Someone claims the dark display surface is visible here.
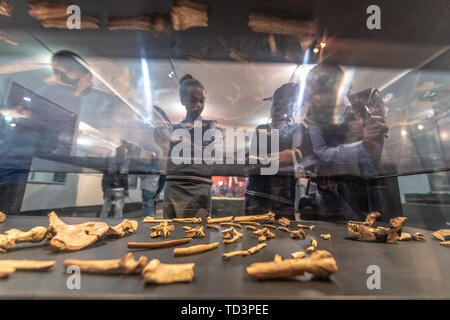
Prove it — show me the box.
[0,215,448,299]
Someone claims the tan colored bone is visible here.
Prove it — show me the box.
[320,234,331,241]
[64,253,147,274]
[206,224,220,230]
[107,14,172,34]
[298,224,315,230]
[0,265,15,278]
[107,219,138,237]
[240,221,261,227]
[278,217,291,227]
[206,216,233,223]
[245,225,257,231]
[246,250,338,280]
[143,217,172,223]
[141,259,195,284]
[173,217,202,223]
[47,212,136,251]
[306,238,318,255]
[222,243,266,260]
[0,226,48,253]
[128,238,191,250]
[278,226,290,232]
[291,251,305,259]
[234,211,275,223]
[0,211,5,223]
[173,242,219,256]
[223,227,243,244]
[0,1,13,16]
[253,228,276,242]
[365,212,381,227]
[399,232,425,241]
[262,224,277,230]
[170,0,208,31]
[290,229,306,240]
[220,222,242,228]
[184,226,205,238]
[348,214,408,244]
[151,221,174,238]
[432,229,450,241]
[273,254,283,262]
[0,260,55,271]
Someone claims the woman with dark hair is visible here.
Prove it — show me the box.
[163,74,220,219]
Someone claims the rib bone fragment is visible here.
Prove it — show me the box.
[170,0,208,31]
[141,259,195,284]
[128,238,191,249]
[222,243,267,260]
[0,211,5,223]
[173,217,202,223]
[64,253,147,274]
[253,228,276,242]
[173,242,219,256]
[234,211,275,223]
[247,250,337,280]
[143,217,172,223]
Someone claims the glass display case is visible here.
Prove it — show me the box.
[0,0,449,301]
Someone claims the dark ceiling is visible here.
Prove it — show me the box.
[0,0,449,68]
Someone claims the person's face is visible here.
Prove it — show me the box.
[310,80,347,125]
[271,96,297,123]
[181,86,205,119]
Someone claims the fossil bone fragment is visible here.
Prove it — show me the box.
[0,226,48,253]
[223,227,243,244]
[0,260,55,278]
[206,216,233,223]
[432,229,450,241]
[278,226,290,232]
[262,224,277,230]
[183,226,205,238]
[170,0,208,31]
[399,232,425,241]
[365,212,381,227]
[0,211,5,223]
[297,224,315,230]
[141,259,195,284]
[206,224,220,230]
[151,221,174,238]
[143,217,172,223]
[289,229,306,240]
[173,217,202,223]
[0,1,12,16]
[47,212,136,251]
[320,234,331,241]
[306,238,318,255]
[64,253,147,274]
[234,211,275,223]
[128,238,191,250]
[246,250,338,280]
[348,213,408,244]
[273,254,282,262]
[107,220,138,237]
[222,243,267,260]
[441,241,450,247]
[291,251,305,259]
[245,225,257,231]
[173,242,219,256]
[240,221,261,227]
[253,228,276,242]
[278,217,291,227]
[220,222,242,228]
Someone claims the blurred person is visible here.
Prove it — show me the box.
[140,150,160,217]
[100,145,129,218]
[299,64,389,221]
[245,82,304,219]
[163,74,222,219]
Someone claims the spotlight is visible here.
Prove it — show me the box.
[313,48,319,54]
[401,129,407,136]
[320,42,327,48]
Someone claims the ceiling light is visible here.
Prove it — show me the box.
[23,97,31,102]
[401,129,407,136]
[9,123,16,128]
[417,124,424,130]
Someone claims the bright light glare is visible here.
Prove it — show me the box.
[418,124,424,130]
[401,129,407,136]
[141,57,153,117]
[4,115,12,121]
[23,97,31,102]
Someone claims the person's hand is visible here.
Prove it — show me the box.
[124,190,129,197]
[362,116,388,154]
